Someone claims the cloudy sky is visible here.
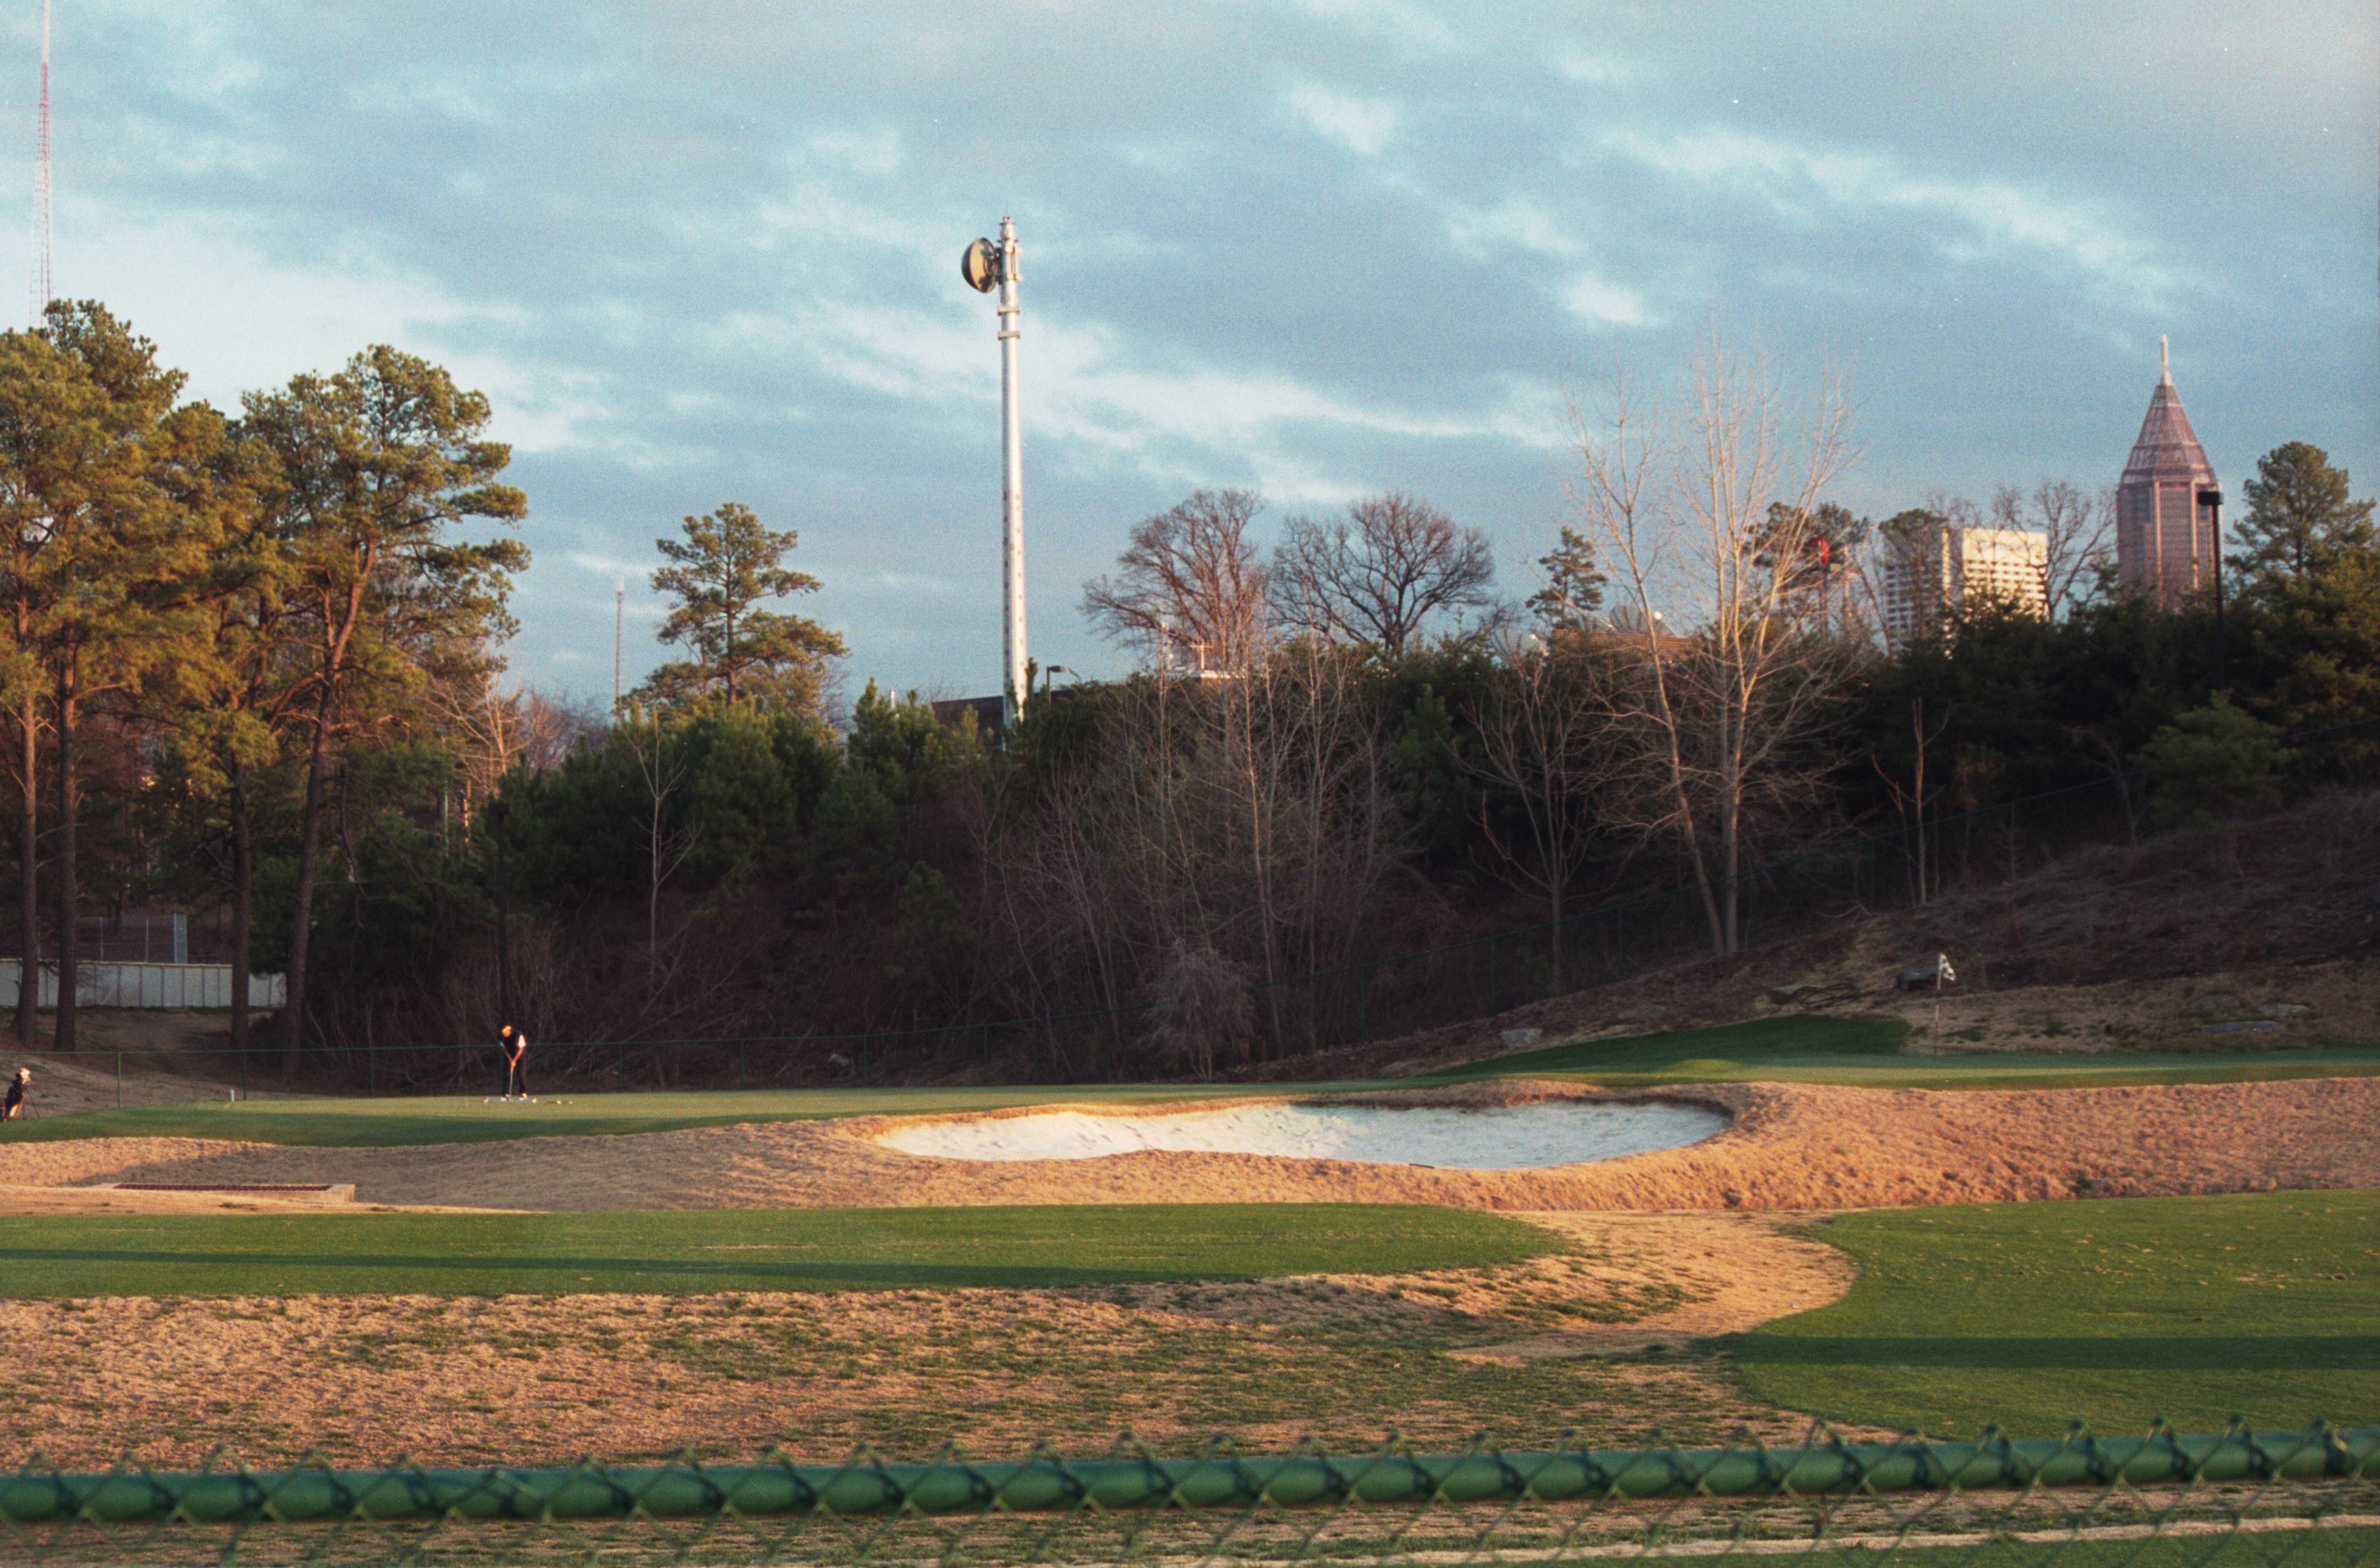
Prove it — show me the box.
[20,1,2379,707]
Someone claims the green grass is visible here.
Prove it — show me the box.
[1430,1015,1913,1079]
[0,1202,1564,1299]
[1733,1191,2380,1436]
[1430,1015,2380,1091]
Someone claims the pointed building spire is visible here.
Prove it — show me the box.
[2116,341,2216,606]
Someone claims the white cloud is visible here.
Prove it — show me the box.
[1602,127,2189,310]
[1549,47,1645,87]
[1283,82,1400,157]
[1445,197,1581,260]
[1560,272,1657,328]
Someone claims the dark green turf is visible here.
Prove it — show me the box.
[1428,1015,2380,1089]
[1427,1015,1913,1079]
[1733,1191,2380,1436]
[0,1202,1564,1299]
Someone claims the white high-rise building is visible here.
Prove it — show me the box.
[1881,522,2049,640]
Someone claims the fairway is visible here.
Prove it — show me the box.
[0,1082,1276,1149]
[0,1201,1565,1299]
[1734,1191,2380,1435]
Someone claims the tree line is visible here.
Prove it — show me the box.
[6,311,2372,1079]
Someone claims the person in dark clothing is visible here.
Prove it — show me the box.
[499,1026,529,1101]
[2,1066,27,1120]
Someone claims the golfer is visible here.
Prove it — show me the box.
[499,1025,530,1101]
[2,1066,26,1120]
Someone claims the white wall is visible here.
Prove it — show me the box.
[0,962,284,1010]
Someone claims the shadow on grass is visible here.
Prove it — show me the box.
[1733,1334,2380,1373]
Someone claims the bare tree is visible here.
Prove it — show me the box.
[1082,489,1272,673]
[1270,491,1499,658]
[1464,630,1620,986]
[983,644,1405,1067]
[1991,479,2111,615]
[1566,332,1860,955]
[1141,938,1253,1081]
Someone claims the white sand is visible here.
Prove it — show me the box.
[871,1099,1730,1170]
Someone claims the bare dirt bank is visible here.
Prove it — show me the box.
[2,1077,2373,1215]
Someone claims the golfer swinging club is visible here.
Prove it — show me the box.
[499,1024,529,1101]
[2,1066,25,1120]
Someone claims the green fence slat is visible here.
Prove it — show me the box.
[7,1428,2372,1527]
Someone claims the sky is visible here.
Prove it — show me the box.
[16,1,2379,709]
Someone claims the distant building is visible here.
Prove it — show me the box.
[2115,338,2220,607]
[1879,521,2049,639]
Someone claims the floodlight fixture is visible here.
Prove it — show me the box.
[961,236,1001,293]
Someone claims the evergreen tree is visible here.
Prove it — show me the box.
[1527,525,1608,631]
[2233,441,2376,580]
[638,502,845,711]
[243,345,529,1058]
[0,302,219,1051]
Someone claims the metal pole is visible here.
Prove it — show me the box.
[490,801,513,1037]
[998,215,1026,735]
[2200,486,2226,690]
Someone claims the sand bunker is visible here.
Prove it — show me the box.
[2,1077,2376,1215]
[876,1099,1728,1170]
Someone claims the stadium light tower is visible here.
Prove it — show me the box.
[962,217,1025,733]
[29,0,52,325]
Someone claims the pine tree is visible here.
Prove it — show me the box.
[243,346,528,1060]
[0,302,218,1051]
[1527,525,1607,632]
[637,502,845,712]
[2233,441,2376,579]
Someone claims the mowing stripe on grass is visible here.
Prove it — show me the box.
[0,1202,1565,1299]
[1733,1189,2380,1438]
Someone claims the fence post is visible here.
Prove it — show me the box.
[981,1022,990,1086]
[369,1040,376,1097]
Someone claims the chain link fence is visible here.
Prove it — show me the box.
[5,1423,2374,1565]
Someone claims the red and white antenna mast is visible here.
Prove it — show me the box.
[29,0,51,326]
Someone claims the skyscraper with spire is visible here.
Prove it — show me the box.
[2114,337,2219,606]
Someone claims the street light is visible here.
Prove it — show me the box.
[2198,484,2226,690]
[1043,664,1063,702]
[488,799,513,1031]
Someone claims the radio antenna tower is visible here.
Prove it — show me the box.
[29,0,51,326]
[613,577,625,714]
